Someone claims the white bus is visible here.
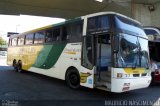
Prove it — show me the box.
[7,12,151,93]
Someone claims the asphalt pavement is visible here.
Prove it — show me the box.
[0,56,160,106]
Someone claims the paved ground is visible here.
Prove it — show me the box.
[0,56,160,106]
[0,56,14,71]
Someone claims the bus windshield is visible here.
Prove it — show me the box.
[116,33,149,68]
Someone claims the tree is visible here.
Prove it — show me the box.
[0,37,7,46]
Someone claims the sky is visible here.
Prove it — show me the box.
[0,15,65,42]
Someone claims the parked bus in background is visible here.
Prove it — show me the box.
[144,27,160,41]
[144,26,160,84]
[7,12,151,93]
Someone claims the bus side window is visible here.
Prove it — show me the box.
[9,39,12,46]
[62,26,68,41]
[12,38,17,46]
[18,36,25,45]
[45,29,53,43]
[34,31,45,44]
[25,34,34,45]
[69,22,83,42]
[53,28,60,41]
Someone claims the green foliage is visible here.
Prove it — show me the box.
[0,37,7,46]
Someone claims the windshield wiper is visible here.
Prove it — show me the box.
[134,51,149,69]
[119,56,126,67]
[132,41,140,69]
[142,52,150,69]
[132,53,138,69]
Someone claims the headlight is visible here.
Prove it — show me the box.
[117,73,123,78]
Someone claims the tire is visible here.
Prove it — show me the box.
[16,60,23,73]
[66,68,80,89]
[12,59,17,70]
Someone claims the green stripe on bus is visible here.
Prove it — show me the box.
[32,43,66,69]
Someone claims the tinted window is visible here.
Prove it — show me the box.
[67,21,83,42]
[72,23,82,36]
[9,39,12,46]
[144,29,159,35]
[114,16,146,37]
[45,29,53,43]
[87,15,109,33]
[62,27,67,41]
[53,28,60,41]
[18,37,24,45]
[34,31,45,44]
[26,34,34,45]
[116,16,141,28]
[82,36,93,69]
[12,38,17,46]
[70,22,82,41]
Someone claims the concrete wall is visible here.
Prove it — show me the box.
[151,2,160,27]
[132,2,160,27]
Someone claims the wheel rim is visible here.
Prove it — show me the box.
[69,73,79,86]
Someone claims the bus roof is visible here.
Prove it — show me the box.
[10,11,141,39]
[81,11,141,25]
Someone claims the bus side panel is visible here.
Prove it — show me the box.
[55,43,82,80]
[28,43,81,80]
[32,44,66,69]
[80,66,94,88]
[7,45,43,70]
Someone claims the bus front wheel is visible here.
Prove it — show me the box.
[66,68,80,89]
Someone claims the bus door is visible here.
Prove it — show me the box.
[80,34,112,88]
[80,36,95,88]
[95,34,112,88]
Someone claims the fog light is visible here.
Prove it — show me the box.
[122,87,130,91]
